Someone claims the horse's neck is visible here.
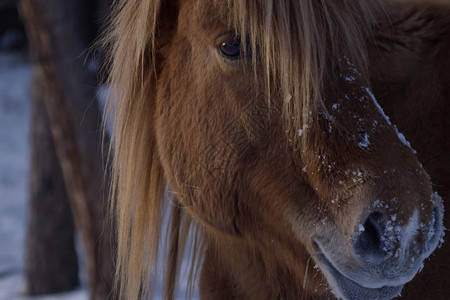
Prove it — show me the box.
[370,1,450,77]
[199,240,273,300]
[198,239,318,300]
[369,0,450,94]
[369,0,450,201]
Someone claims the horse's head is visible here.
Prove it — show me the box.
[108,0,444,299]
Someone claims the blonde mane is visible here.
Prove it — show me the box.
[104,0,383,299]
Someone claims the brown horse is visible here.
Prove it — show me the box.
[104,0,450,299]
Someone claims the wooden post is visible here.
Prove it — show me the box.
[26,69,79,295]
[20,0,115,299]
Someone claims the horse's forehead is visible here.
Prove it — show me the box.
[179,0,229,33]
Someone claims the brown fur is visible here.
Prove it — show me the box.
[104,0,450,299]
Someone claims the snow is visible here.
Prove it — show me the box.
[358,224,365,233]
[0,52,45,300]
[364,87,416,153]
[344,75,356,82]
[0,274,87,300]
[340,57,417,153]
[357,132,370,149]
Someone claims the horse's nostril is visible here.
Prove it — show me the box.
[354,212,387,263]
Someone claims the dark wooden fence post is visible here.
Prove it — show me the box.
[20,0,115,298]
[26,69,79,295]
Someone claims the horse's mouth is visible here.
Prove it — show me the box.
[313,243,403,300]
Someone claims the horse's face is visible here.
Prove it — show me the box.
[154,1,444,298]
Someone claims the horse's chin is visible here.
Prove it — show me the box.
[314,251,404,300]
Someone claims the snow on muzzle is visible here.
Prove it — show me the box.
[313,193,444,300]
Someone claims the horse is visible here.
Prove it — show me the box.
[104,0,450,299]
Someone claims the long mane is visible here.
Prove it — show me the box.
[104,0,382,299]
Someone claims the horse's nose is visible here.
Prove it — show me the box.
[353,211,390,264]
[353,207,442,265]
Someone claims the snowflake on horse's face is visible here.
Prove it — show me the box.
[106,0,450,299]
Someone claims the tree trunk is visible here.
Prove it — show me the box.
[20,0,115,299]
[25,69,79,295]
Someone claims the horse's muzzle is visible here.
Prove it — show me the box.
[313,193,444,300]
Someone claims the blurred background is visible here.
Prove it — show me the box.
[0,0,198,298]
[0,0,115,299]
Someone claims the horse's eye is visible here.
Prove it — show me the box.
[218,37,242,60]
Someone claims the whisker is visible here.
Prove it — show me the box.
[303,251,321,300]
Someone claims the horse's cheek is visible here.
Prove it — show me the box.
[153,76,240,236]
